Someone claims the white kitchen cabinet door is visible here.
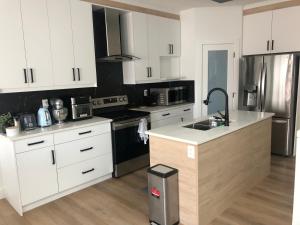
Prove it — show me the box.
[272,6,300,53]
[16,147,58,205]
[147,15,161,81]
[121,12,155,83]
[0,0,28,90]
[243,11,273,55]
[20,0,53,88]
[47,0,76,87]
[159,18,181,57]
[70,0,97,86]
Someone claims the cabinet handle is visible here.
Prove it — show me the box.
[72,68,76,81]
[82,168,95,174]
[51,150,56,165]
[146,67,150,78]
[79,130,92,135]
[150,67,152,77]
[267,40,270,51]
[162,113,170,116]
[80,147,94,152]
[30,68,34,83]
[27,140,45,146]
[171,44,174,54]
[77,68,81,81]
[23,69,28,83]
[169,44,172,54]
[271,40,274,50]
[184,109,191,112]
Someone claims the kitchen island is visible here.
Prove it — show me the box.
[147,111,274,225]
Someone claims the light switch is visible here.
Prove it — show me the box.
[187,145,195,159]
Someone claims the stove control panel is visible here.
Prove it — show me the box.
[92,95,128,109]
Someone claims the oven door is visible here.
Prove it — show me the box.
[111,117,150,177]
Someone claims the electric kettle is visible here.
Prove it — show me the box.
[37,99,52,127]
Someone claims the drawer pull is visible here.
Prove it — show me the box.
[78,130,92,135]
[51,150,56,165]
[27,140,45,146]
[184,109,191,112]
[82,168,95,174]
[80,147,94,152]
[162,113,170,117]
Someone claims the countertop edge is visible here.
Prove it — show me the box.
[0,117,112,142]
[146,113,274,145]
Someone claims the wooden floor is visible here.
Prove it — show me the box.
[0,156,295,225]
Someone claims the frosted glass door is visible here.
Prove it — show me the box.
[202,44,234,116]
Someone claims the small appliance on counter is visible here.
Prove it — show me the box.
[50,99,68,125]
[37,99,52,127]
[150,86,188,106]
[69,96,93,121]
[19,113,37,131]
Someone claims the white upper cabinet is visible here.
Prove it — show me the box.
[271,6,300,53]
[48,0,97,87]
[70,0,97,86]
[0,0,29,90]
[21,0,53,88]
[121,12,181,84]
[243,11,272,55]
[47,0,76,87]
[0,0,97,93]
[158,18,181,57]
[243,6,300,55]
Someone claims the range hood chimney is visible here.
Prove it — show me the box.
[93,8,139,62]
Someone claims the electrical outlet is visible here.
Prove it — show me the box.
[144,89,148,97]
[187,145,195,159]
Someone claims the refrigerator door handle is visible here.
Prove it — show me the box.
[261,63,267,111]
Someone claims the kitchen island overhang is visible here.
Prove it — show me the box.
[147,110,274,225]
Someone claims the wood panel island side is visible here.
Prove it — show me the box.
[147,111,274,225]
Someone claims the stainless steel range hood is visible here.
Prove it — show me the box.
[93,8,139,62]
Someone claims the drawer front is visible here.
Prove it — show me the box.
[151,109,179,122]
[58,154,113,192]
[15,134,54,154]
[56,133,112,168]
[54,123,111,144]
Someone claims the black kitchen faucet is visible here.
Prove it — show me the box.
[203,88,230,126]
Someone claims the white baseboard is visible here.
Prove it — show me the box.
[0,187,4,200]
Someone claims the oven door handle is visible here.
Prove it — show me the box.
[112,117,150,130]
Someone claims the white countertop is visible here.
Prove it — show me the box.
[146,111,274,145]
[131,103,194,113]
[0,117,112,141]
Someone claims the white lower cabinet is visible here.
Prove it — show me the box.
[150,104,194,129]
[0,121,112,215]
[58,154,113,192]
[16,146,58,205]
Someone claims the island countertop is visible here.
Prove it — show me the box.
[146,110,274,145]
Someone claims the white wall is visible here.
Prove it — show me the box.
[293,132,300,225]
[0,163,3,199]
[180,6,243,118]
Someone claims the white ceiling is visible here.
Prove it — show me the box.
[114,0,264,13]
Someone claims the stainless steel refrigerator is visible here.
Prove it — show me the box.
[239,54,299,156]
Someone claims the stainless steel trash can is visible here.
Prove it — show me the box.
[147,164,179,225]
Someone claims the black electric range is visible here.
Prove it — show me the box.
[92,96,150,178]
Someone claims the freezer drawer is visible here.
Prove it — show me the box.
[271,118,293,156]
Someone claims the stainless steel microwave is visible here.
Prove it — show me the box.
[150,87,188,106]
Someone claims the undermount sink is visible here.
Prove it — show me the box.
[184,119,226,131]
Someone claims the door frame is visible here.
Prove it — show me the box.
[194,41,240,118]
